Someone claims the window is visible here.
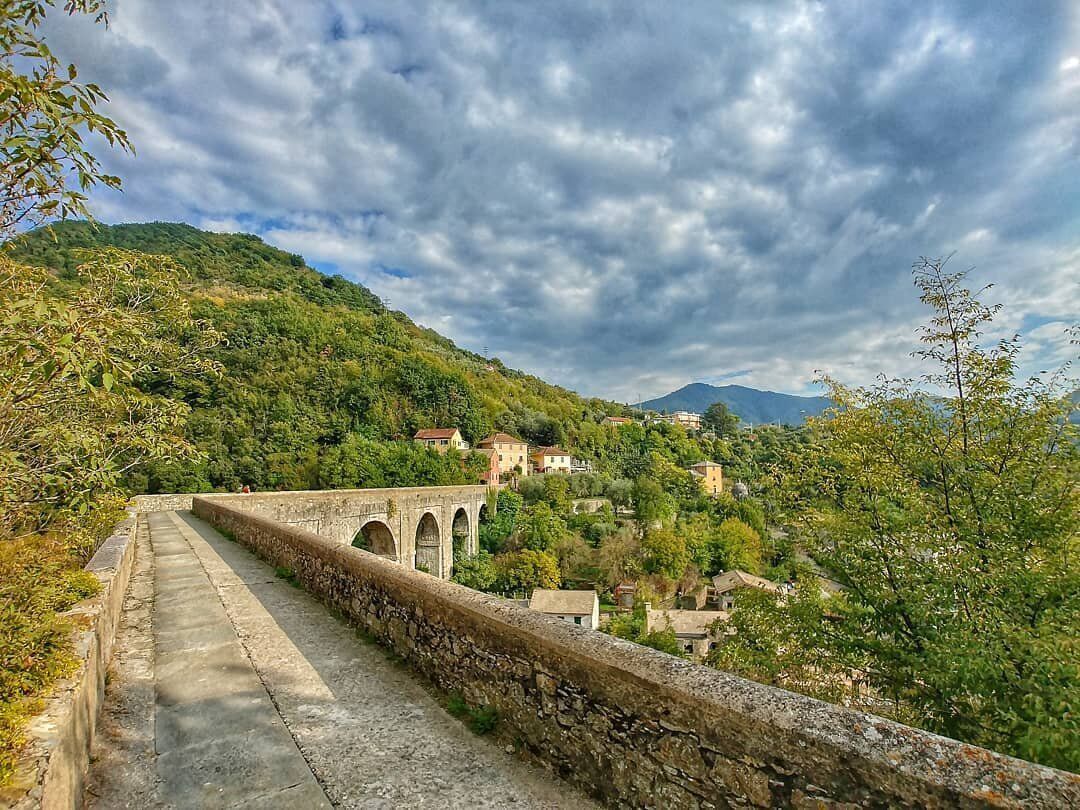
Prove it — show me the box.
[574,616,582,625]
[440,439,448,445]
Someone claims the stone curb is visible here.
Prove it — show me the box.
[1,512,139,810]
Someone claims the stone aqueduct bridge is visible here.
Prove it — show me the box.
[100,485,1078,809]
[143,486,491,580]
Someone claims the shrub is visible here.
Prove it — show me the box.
[0,533,103,784]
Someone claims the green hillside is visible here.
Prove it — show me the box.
[8,221,642,492]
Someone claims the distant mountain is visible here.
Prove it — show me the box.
[636,383,832,426]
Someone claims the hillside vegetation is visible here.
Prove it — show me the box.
[10,221,644,492]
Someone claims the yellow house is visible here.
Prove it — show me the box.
[476,432,529,478]
[413,428,468,454]
[530,446,572,474]
[688,460,723,496]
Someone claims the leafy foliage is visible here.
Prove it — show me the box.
[0,1,130,239]
[703,401,739,436]
[0,498,123,784]
[0,249,221,533]
[494,549,561,592]
[716,259,1080,770]
[605,604,687,658]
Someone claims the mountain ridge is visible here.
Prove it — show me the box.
[636,382,831,425]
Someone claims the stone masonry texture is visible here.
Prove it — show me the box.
[192,495,1080,810]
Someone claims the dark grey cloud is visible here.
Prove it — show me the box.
[44,0,1080,400]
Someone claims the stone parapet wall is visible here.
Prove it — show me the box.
[192,497,1080,809]
[131,493,194,513]
[136,487,492,578]
[2,513,139,810]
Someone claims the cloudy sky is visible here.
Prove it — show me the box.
[46,1,1080,401]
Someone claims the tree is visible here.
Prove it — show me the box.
[541,473,572,512]
[640,528,689,580]
[1,1,131,239]
[479,489,521,554]
[605,478,633,509]
[450,551,498,592]
[517,502,566,552]
[596,528,642,589]
[703,401,739,437]
[494,549,560,592]
[632,476,675,530]
[713,518,763,574]
[721,258,1079,770]
[0,250,221,533]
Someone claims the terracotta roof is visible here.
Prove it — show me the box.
[477,432,523,446]
[646,608,728,637]
[528,589,597,615]
[712,570,782,594]
[603,416,633,423]
[689,460,723,469]
[414,428,460,440]
[532,446,569,457]
[473,447,496,458]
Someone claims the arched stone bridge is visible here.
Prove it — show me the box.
[190,486,492,579]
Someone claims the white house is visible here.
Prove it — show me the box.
[528,589,600,630]
[530,446,572,474]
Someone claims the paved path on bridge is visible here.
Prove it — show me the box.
[84,511,593,809]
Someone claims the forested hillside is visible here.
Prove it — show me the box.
[8,221,659,492]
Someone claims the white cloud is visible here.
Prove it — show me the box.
[42,0,1080,401]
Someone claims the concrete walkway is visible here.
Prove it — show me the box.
[84,511,592,809]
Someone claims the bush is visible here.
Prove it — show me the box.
[450,552,498,591]
[0,533,104,784]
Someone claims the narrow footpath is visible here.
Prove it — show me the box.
[83,511,593,809]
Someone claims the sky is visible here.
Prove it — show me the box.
[45,1,1080,402]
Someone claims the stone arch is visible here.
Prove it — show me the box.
[352,520,397,560]
[451,507,470,569]
[414,512,441,576]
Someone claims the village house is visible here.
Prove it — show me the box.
[477,432,530,479]
[671,410,703,431]
[688,460,724,496]
[644,604,729,659]
[710,569,785,610]
[602,415,634,426]
[473,447,500,485]
[530,446,572,474]
[613,581,637,610]
[570,457,593,474]
[528,589,600,630]
[648,411,703,431]
[413,427,469,453]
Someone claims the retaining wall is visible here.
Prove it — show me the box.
[193,497,1080,809]
[1,513,139,810]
